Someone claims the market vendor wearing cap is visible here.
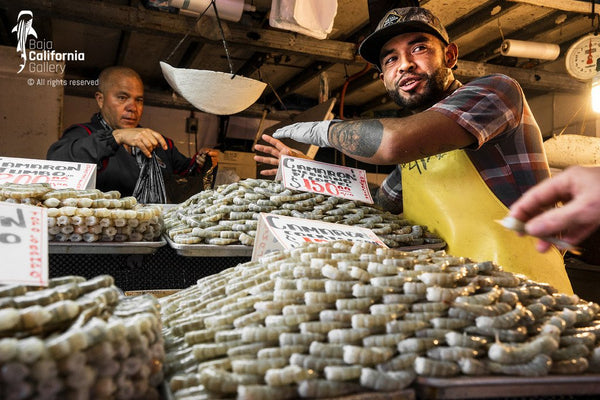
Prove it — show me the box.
[255,7,572,293]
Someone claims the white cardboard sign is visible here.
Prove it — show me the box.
[0,202,48,286]
[277,155,373,204]
[0,156,96,190]
[252,212,387,260]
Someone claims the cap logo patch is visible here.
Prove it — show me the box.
[382,14,400,28]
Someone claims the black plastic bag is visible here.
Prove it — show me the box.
[132,151,168,204]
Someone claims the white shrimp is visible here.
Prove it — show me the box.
[414,356,460,377]
[360,368,416,391]
[426,284,476,302]
[386,320,430,335]
[376,353,418,372]
[265,365,315,386]
[323,365,362,381]
[328,328,371,345]
[487,334,559,364]
[397,337,438,354]
[308,341,344,358]
[476,303,526,329]
[351,313,395,330]
[342,345,395,366]
[426,346,479,362]
[486,353,552,376]
[444,331,488,349]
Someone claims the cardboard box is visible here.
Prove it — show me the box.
[218,151,256,179]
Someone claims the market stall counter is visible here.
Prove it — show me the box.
[49,244,251,292]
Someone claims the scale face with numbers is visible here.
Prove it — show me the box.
[565,34,600,81]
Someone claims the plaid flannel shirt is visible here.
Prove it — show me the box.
[379,74,550,212]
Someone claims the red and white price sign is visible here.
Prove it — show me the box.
[277,155,373,204]
[0,156,96,190]
[0,202,48,286]
[252,212,386,261]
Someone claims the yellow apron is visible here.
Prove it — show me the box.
[401,149,572,294]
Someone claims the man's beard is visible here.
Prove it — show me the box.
[387,68,450,111]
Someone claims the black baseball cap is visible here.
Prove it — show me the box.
[359,7,450,69]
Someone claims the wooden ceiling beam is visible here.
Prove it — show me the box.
[455,59,586,92]
[5,0,359,63]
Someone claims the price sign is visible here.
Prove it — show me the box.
[277,155,373,204]
[252,212,386,260]
[0,156,96,190]
[0,202,48,286]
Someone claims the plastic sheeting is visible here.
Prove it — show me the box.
[269,0,338,40]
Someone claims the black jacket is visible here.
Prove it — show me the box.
[47,113,200,197]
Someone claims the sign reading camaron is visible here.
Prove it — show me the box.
[0,157,96,190]
[251,213,387,260]
[279,155,373,204]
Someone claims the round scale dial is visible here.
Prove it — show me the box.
[565,34,600,81]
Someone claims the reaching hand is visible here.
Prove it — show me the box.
[112,128,168,158]
[196,148,219,168]
[254,134,309,176]
[509,165,600,252]
[272,120,339,147]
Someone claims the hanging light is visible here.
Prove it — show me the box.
[592,58,600,113]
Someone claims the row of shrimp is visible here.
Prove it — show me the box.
[163,178,443,247]
[157,240,600,399]
[0,183,164,243]
[0,274,166,400]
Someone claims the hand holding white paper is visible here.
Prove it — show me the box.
[160,61,267,115]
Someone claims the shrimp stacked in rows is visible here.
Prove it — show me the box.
[160,241,600,400]
[164,178,443,248]
[0,183,163,242]
[0,275,164,400]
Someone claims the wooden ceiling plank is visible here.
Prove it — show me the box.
[465,9,571,62]
[507,0,596,14]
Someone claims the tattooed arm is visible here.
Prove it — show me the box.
[326,110,474,164]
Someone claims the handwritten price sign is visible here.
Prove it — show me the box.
[252,212,386,260]
[0,156,96,190]
[0,203,48,286]
[278,155,373,204]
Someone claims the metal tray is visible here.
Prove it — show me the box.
[49,238,166,255]
[164,235,444,258]
[165,235,253,257]
[415,374,600,399]
[392,241,446,252]
[161,382,414,400]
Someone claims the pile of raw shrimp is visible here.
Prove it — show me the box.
[159,240,600,400]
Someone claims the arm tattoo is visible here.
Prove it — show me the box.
[328,120,383,158]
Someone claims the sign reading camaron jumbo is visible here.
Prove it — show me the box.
[278,155,373,204]
[0,157,96,190]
